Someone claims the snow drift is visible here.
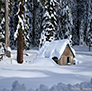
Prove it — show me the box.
[31,57,58,66]
[0,45,92,90]
[1,79,92,91]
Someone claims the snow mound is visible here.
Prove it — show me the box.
[31,57,58,66]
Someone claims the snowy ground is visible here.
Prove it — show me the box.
[0,46,92,91]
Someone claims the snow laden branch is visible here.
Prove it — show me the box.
[14,2,24,40]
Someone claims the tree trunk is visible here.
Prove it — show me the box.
[17,29,23,63]
[5,0,11,57]
[17,0,23,63]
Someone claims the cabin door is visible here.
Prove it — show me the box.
[67,57,69,63]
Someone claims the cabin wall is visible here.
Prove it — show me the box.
[59,46,74,65]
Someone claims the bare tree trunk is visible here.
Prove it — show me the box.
[5,0,11,57]
[17,28,23,63]
[17,0,23,63]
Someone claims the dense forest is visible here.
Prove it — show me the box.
[0,0,92,50]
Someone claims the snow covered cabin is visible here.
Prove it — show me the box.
[37,39,76,65]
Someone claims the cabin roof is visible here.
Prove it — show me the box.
[65,44,75,58]
[37,39,75,59]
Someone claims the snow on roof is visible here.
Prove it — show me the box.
[37,39,75,59]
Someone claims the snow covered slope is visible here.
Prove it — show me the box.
[0,46,92,91]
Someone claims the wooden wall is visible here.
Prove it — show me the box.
[59,46,74,65]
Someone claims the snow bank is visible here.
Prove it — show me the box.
[31,57,58,66]
[0,46,92,90]
[1,79,92,91]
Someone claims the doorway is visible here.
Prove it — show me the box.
[67,57,69,63]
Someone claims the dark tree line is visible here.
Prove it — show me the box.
[0,0,92,50]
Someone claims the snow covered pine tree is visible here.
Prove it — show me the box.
[40,0,58,47]
[59,0,72,39]
[23,0,30,50]
[9,0,18,49]
[0,0,5,44]
[87,0,92,51]
[15,0,24,63]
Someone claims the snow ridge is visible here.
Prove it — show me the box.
[1,79,92,91]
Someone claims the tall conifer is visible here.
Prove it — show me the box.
[40,0,58,47]
[17,0,23,63]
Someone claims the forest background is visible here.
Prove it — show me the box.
[0,0,92,50]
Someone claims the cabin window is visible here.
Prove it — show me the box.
[67,57,69,63]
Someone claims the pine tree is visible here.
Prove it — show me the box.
[23,0,30,50]
[17,0,24,63]
[59,0,72,39]
[28,0,36,47]
[80,0,88,45]
[76,0,88,45]
[10,1,30,50]
[87,0,92,51]
[9,1,18,49]
[40,0,58,47]
[49,0,58,40]
[34,1,43,47]
[82,0,88,43]
[88,20,92,51]
[67,0,77,45]
[79,20,84,45]
[0,0,5,44]
[39,30,46,48]
[27,0,33,48]
[56,0,64,40]
[0,0,5,54]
